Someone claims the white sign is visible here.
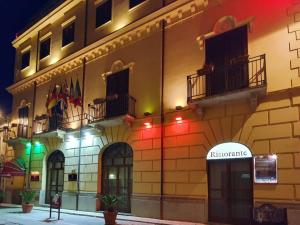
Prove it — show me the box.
[207,142,252,160]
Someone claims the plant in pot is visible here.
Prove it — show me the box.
[101,195,119,225]
[20,190,35,213]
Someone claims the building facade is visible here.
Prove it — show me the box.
[3,0,300,224]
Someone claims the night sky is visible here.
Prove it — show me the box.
[0,0,58,114]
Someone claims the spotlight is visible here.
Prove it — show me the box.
[175,116,183,124]
[144,122,152,128]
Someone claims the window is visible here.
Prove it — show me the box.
[39,37,51,60]
[129,0,146,9]
[62,22,75,47]
[96,0,112,28]
[21,50,30,69]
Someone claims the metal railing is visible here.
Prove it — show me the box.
[33,112,91,135]
[187,54,266,103]
[88,94,136,122]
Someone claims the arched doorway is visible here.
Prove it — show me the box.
[207,142,253,224]
[46,150,65,204]
[101,142,133,213]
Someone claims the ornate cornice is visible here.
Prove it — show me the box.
[7,0,208,95]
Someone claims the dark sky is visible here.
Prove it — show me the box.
[0,0,59,114]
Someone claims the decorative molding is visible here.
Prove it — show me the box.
[197,16,255,50]
[8,0,209,95]
[101,60,134,83]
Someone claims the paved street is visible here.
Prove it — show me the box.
[0,207,204,225]
[0,207,155,225]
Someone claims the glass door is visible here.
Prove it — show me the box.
[102,143,133,213]
[208,159,253,224]
[46,150,65,204]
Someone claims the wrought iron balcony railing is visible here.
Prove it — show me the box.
[33,114,67,135]
[33,112,93,135]
[187,54,266,103]
[88,94,136,122]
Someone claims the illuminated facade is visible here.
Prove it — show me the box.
[3,0,300,224]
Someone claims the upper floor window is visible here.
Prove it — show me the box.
[62,22,75,47]
[40,37,51,60]
[21,50,30,69]
[129,0,146,9]
[96,0,112,28]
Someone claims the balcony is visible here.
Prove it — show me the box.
[88,94,136,127]
[4,123,30,146]
[33,114,69,139]
[33,112,93,139]
[187,54,267,107]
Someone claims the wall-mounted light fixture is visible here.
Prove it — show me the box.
[144,112,152,117]
[175,105,183,111]
[30,171,40,182]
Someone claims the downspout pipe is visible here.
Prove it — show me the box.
[159,18,166,220]
[28,81,37,189]
[76,57,87,210]
[76,0,88,210]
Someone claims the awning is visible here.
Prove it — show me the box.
[0,161,25,177]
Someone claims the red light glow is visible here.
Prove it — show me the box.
[144,122,152,128]
[175,116,183,124]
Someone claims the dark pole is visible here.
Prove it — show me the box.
[84,0,88,47]
[159,19,166,220]
[76,57,87,210]
[28,81,37,189]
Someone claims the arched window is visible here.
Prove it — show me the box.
[46,150,65,204]
[102,142,133,213]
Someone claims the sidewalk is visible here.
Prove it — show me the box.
[0,203,205,225]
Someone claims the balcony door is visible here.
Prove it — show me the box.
[101,142,133,213]
[46,150,65,204]
[205,25,248,96]
[106,69,129,118]
[18,106,29,138]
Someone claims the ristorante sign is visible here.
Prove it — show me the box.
[207,142,252,160]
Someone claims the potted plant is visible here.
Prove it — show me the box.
[101,195,119,225]
[20,189,35,213]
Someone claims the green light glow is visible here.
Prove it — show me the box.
[35,141,41,146]
[26,142,31,148]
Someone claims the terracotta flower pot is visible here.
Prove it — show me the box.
[22,203,33,213]
[103,211,118,225]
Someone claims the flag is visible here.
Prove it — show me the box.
[69,78,75,105]
[58,82,68,111]
[45,86,51,109]
[74,79,82,107]
[47,86,58,110]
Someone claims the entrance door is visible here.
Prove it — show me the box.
[46,150,65,204]
[208,158,253,224]
[102,142,133,213]
[106,69,129,118]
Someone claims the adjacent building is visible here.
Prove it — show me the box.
[2,0,300,224]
